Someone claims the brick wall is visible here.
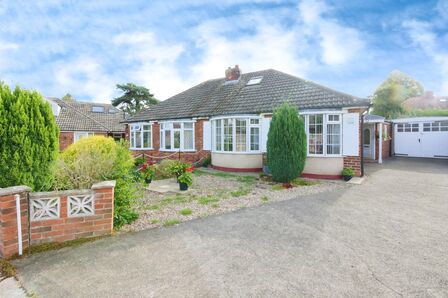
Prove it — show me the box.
[59,131,74,151]
[0,187,31,259]
[343,108,366,177]
[129,120,210,164]
[0,181,115,259]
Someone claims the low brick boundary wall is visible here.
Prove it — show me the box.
[0,181,115,259]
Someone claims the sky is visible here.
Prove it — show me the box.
[0,0,447,103]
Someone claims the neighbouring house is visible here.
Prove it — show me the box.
[45,98,126,150]
[123,66,372,178]
[403,91,448,110]
[363,114,392,163]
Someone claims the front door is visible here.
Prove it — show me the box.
[363,126,375,159]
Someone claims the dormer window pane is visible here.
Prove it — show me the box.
[246,76,263,86]
[92,106,105,113]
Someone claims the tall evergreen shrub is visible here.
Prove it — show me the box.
[267,103,307,182]
[0,83,59,190]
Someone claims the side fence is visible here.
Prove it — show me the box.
[0,181,115,259]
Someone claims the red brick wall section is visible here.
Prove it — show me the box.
[0,182,115,259]
[0,186,31,259]
[129,120,211,165]
[59,131,74,151]
[343,108,366,177]
[29,181,115,246]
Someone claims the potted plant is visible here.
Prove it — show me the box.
[169,161,193,181]
[140,162,156,184]
[341,167,354,181]
[178,170,193,191]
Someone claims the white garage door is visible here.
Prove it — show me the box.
[394,120,448,158]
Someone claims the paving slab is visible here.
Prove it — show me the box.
[0,276,27,298]
[146,178,189,194]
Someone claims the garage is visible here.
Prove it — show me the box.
[393,117,448,158]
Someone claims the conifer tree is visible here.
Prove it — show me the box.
[267,103,307,183]
[0,83,59,190]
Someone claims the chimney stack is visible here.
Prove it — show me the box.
[225,65,241,81]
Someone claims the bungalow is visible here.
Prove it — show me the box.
[124,66,371,178]
[45,98,126,150]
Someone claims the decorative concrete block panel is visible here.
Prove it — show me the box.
[30,197,60,221]
[68,194,94,217]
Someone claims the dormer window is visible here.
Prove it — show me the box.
[108,108,117,113]
[246,76,263,86]
[92,106,105,113]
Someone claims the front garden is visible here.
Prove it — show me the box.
[122,166,346,232]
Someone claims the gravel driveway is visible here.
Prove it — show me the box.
[14,157,448,297]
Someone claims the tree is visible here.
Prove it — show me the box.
[0,83,59,190]
[372,70,424,119]
[61,93,75,101]
[267,103,307,183]
[112,83,158,115]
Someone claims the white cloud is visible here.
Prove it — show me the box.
[298,0,365,65]
[113,31,189,100]
[53,57,114,103]
[403,20,448,94]
[190,15,311,82]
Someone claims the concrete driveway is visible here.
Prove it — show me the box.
[14,158,448,297]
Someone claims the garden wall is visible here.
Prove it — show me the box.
[0,181,115,259]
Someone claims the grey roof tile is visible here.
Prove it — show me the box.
[127,69,370,122]
[53,99,126,132]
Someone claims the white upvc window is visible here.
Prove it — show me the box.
[130,123,152,150]
[212,116,261,153]
[159,121,195,151]
[305,113,342,156]
[74,132,94,143]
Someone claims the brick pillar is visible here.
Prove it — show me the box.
[0,186,31,259]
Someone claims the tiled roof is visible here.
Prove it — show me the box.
[127,69,370,122]
[51,99,126,132]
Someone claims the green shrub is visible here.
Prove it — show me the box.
[134,156,145,167]
[202,154,211,167]
[154,159,177,179]
[0,83,59,190]
[342,167,354,177]
[53,136,140,229]
[267,103,307,183]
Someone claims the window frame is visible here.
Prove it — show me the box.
[74,131,94,143]
[211,116,261,154]
[159,120,196,152]
[304,113,343,157]
[129,123,153,150]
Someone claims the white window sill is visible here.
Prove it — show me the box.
[307,154,343,158]
[130,147,154,151]
[212,151,262,155]
[159,149,196,153]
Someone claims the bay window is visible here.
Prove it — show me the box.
[160,121,195,151]
[212,117,261,153]
[130,123,152,149]
[306,114,341,156]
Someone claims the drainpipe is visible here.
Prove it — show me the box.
[379,123,383,164]
[361,114,364,177]
[15,194,23,256]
